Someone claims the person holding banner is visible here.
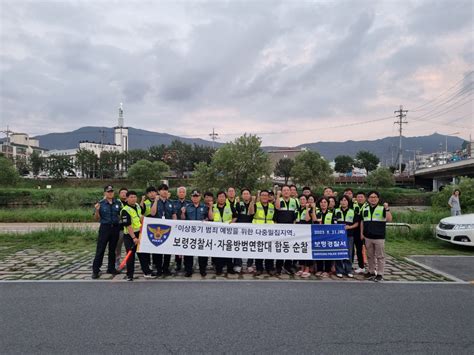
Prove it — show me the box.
[173,186,190,272]
[360,191,392,282]
[296,195,315,278]
[121,191,157,281]
[252,190,276,276]
[274,185,299,275]
[150,183,177,277]
[209,191,237,275]
[315,197,337,277]
[235,188,254,274]
[181,190,212,277]
[335,195,359,278]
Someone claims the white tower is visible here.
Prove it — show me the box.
[114,103,128,152]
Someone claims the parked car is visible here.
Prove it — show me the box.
[436,214,474,247]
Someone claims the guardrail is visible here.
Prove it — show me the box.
[387,222,412,231]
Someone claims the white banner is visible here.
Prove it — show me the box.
[138,217,349,260]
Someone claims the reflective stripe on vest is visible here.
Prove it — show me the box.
[213,204,233,223]
[121,204,142,233]
[335,208,355,223]
[279,197,298,211]
[321,211,334,224]
[362,205,386,222]
[252,202,275,224]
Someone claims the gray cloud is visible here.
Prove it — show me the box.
[0,0,472,144]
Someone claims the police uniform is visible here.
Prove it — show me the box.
[114,198,126,270]
[121,203,154,279]
[275,197,298,274]
[334,207,359,275]
[316,209,337,273]
[253,201,276,274]
[353,202,367,269]
[92,195,121,276]
[151,198,176,275]
[183,201,209,276]
[362,204,387,276]
[213,201,237,274]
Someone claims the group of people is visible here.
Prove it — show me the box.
[92,184,392,282]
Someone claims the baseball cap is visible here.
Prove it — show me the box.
[191,190,201,196]
[104,185,114,192]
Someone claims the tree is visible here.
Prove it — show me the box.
[75,149,98,178]
[0,156,20,186]
[355,150,380,173]
[148,145,167,162]
[125,149,151,168]
[334,155,354,174]
[15,157,30,175]
[30,151,45,177]
[291,151,333,187]
[193,134,271,191]
[167,140,193,178]
[46,155,74,179]
[274,158,294,184]
[127,159,169,187]
[366,167,395,188]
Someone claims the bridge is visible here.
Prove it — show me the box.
[414,158,474,191]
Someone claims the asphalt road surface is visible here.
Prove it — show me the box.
[1,281,473,354]
[410,256,474,282]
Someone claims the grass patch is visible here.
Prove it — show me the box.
[0,228,96,261]
[0,208,94,222]
[391,209,451,224]
[386,224,474,259]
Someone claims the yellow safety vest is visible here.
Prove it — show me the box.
[252,202,275,224]
[213,203,233,223]
[121,204,142,233]
[362,205,386,222]
[143,199,153,217]
[335,208,355,223]
[320,210,335,224]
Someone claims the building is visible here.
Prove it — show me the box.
[267,148,306,173]
[0,132,48,162]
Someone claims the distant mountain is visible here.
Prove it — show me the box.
[295,133,466,164]
[34,127,465,165]
[34,126,221,150]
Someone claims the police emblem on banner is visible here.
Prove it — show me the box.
[147,224,172,247]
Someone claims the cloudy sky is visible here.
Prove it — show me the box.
[1,0,473,146]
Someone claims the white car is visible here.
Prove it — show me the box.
[436,214,474,247]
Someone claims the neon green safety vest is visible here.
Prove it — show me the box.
[143,199,153,217]
[362,205,386,222]
[354,202,367,215]
[320,210,335,224]
[335,208,355,223]
[213,203,233,223]
[279,197,298,211]
[252,202,275,224]
[121,204,142,233]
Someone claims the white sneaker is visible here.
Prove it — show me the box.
[347,273,354,278]
[336,273,343,278]
[247,266,254,273]
[234,266,242,273]
[354,267,365,274]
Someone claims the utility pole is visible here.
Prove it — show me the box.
[209,128,219,149]
[394,105,408,175]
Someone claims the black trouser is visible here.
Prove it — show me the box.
[299,260,314,267]
[275,259,294,272]
[184,256,208,274]
[255,259,274,272]
[123,234,152,278]
[353,228,365,268]
[154,254,171,274]
[92,224,120,274]
[175,255,183,269]
[316,260,332,272]
[215,258,233,274]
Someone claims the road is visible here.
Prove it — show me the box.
[1,281,473,354]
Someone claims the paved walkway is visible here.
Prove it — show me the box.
[0,248,452,282]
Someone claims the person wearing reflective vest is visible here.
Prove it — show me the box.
[360,190,392,282]
[315,197,337,277]
[274,185,299,275]
[139,186,158,274]
[114,187,128,271]
[334,195,360,278]
[120,191,157,281]
[234,188,254,274]
[209,191,237,275]
[352,191,368,273]
[296,194,317,278]
[251,190,276,276]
